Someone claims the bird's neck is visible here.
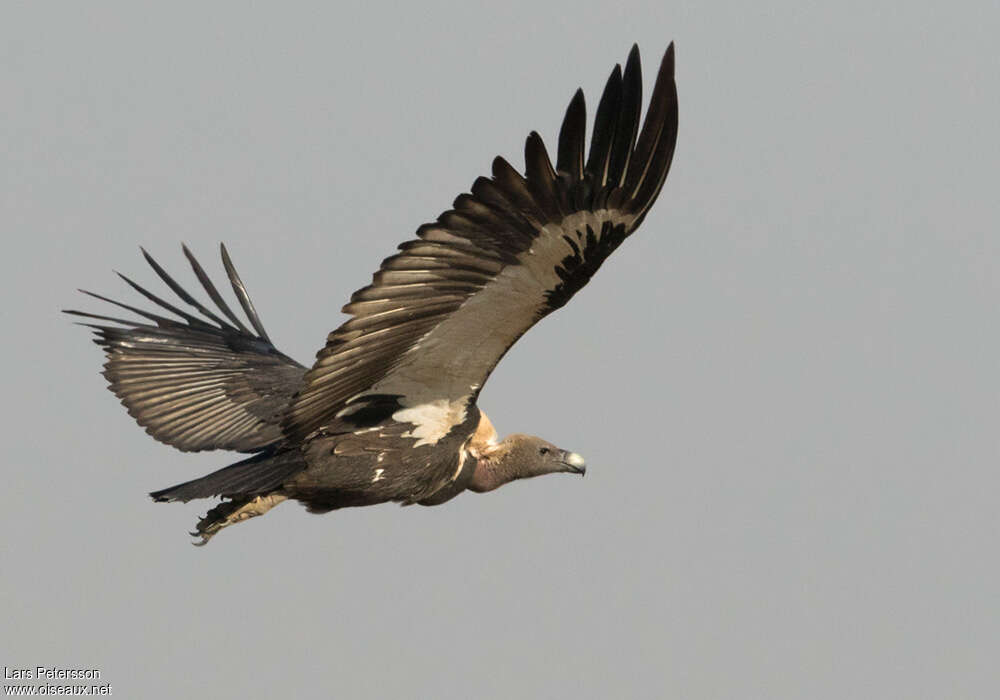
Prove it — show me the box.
[466,410,512,492]
[468,443,517,492]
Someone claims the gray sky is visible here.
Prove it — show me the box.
[3,1,999,698]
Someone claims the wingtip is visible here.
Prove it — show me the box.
[626,44,641,70]
[567,89,586,119]
[141,246,165,270]
[570,87,585,107]
[491,155,511,178]
[219,242,236,272]
[62,308,94,319]
[524,131,544,162]
[114,269,140,289]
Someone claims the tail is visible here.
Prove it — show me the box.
[150,449,306,503]
[152,449,306,545]
[65,244,306,453]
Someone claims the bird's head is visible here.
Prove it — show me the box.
[509,435,587,478]
[468,434,586,492]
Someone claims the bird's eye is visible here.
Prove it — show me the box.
[539,447,549,455]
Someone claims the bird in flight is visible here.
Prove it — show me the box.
[67,43,678,544]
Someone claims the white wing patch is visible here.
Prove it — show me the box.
[451,447,467,482]
[392,398,468,447]
[372,468,385,483]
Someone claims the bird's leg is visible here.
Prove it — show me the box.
[191,492,287,546]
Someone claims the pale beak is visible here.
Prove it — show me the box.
[560,450,586,476]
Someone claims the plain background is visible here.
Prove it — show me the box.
[3,1,998,698]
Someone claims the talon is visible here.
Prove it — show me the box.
[185,493,287,543]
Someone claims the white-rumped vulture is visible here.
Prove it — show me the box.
[67,44,678,543]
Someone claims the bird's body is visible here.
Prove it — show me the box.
[67,44,678,543]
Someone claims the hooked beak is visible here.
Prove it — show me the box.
[559,450,586,476]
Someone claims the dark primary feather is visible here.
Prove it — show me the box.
[220,244,272,343]
[609,45,643,188]
[585,63,623,188]
[285,44,678,442]
[65,245,305,453]
[182,244,255,334]
[557,89,587,180]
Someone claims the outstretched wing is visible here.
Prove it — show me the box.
[66,245,306,453]
[286,44,678,442]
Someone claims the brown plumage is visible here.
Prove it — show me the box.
[66,43,679,543]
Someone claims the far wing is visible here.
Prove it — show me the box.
[67,245,306,452]
[286,44,677,442]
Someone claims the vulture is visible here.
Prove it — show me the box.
[66,43,679,544]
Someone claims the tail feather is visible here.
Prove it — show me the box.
[150,449,306,502]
